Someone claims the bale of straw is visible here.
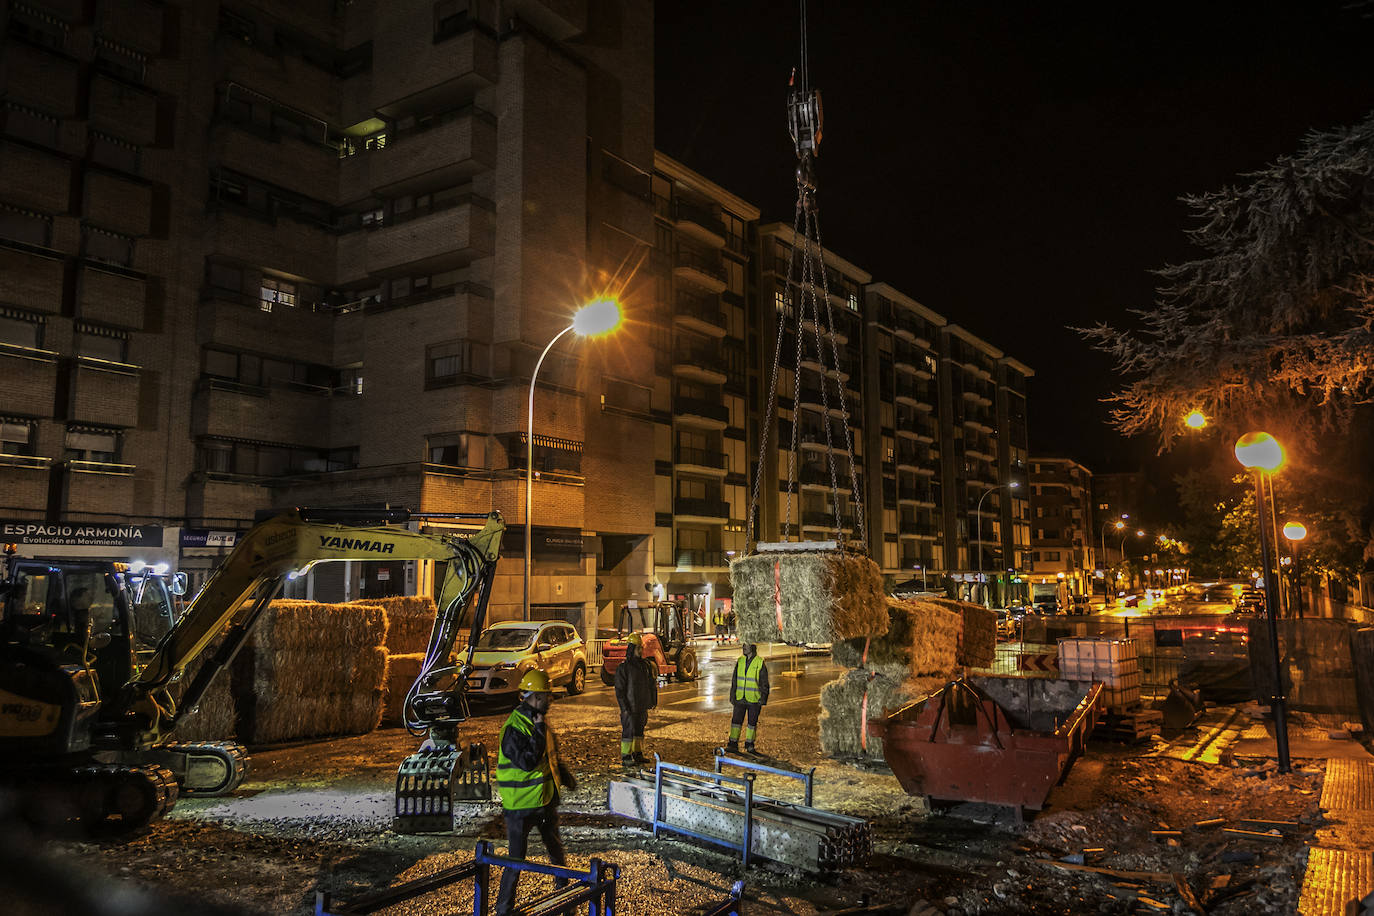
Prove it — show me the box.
[352,596,439,656]
[252,599,388,651]
[730,551,888,645]
[248,647,388,699]
[382,652,426,726]
[830,598,962,677]
[957,603,997,668]
[818,670,946,759]
[170,638,238,742]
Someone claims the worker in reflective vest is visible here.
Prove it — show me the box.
[495,669,576,916]
[726,642,770,754]
[713,606,728,642]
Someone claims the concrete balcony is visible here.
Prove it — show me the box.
[674,447,727,477]
[802,510,855,530]
[3,38,80,118]
[371,108,498,197]
[366,196,495,276]
[672,199,726,247]
[0,455,52,512]
[0,241,66,315]
[0,345,59,416]
[673,248,727,294]
[79,263,147,329]
[672,292,726,338]
[0,139,70,214]
[209,207,336,282]
[197,289,336,365]
[673,496,730,522]
[673,549,730,570]
[90,74,158,147]
[70,358,140,427]
[191,378,331,444]
[672,342,727,385]
[216,122,340,204]
[370,24,497,116]
[672,396,728,430]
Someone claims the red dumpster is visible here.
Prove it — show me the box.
[867,675,1102,819]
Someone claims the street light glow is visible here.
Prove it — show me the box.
[1234,431,1284,472]
[571,298,622,337]
[1283,521,1307,541]
[1184,410,1208,429]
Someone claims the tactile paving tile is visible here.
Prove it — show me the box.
[1298,847,1374,916]
[1320,759,1374,812]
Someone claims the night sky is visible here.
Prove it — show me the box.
[654,0,1374,472]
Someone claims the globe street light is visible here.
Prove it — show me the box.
[973,480,1019,607]
[1283,521,1308,620]
[1235,431,1291,773]
[1120,529,1144,593]
[1184,410,1208,430]
[525,298,622,620]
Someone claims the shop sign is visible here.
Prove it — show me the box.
[2,520,162,548]
[179,529,240,549]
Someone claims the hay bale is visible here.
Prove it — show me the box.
[170,639,237,742]
[382,652,426,726]
[352,596,439,656]
[831,598,960,678]
[730,551,887,645]
[818,670,946,759]
[236,601,390,744]
[957,603,997,668]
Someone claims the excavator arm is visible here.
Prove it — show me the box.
[114,508,504,746]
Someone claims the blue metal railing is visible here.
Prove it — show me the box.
[652,756,757,866]
[713,750,816,807]
[315,839,620,916]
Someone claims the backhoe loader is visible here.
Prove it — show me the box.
[0,507,505,832]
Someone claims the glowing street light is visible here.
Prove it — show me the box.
[1234,430,1291,772]
[1184,410,1208,430]
[1099,515,1127,602]
[525,298,623,619]
[1283,521,1308,621]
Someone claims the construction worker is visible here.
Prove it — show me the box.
[494,669,576,916]
[613,632,656,766]
[726,642,770,754]
[713,605,728,642]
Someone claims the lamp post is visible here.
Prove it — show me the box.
[1119,529,1144,591]
[1235,431,1291,773]
[524,298,622,620]
[1283,521,1307,620]
[973,480,1019,607]
[1099,516,1126,602]
[914,564,927,591]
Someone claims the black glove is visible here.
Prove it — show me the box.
[558,763,577,791]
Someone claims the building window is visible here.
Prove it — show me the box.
[509,433,583,477]
[260,277,297,312]
[65,427,119,463]
[0,419,35,456]
[0,203,52,247]
[0,311,43,350]
[84,227,135,266]
[427,431,486,469]
[434,0,473,41]
[426,339,471,385]
[75,324,129,363]
[602,377,651,416]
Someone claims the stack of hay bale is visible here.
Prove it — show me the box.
[357,596,441,727]
[927,597,998,669]
[169,635,239,742]
[729,550,889,645]
[819,598,961,760]
[235,600,389,744]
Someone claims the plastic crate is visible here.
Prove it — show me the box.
[1058,656,1139,682]
[1058,637,1137,666]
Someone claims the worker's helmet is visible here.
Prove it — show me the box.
[518,669,551,693]
[625,633,643,647]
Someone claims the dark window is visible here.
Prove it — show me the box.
[84,227,134,266]
[434,0,472,41]
[0,205,52,247]
[76,325,128,363]
[0,312,43,349]
[65,428,119,463]
[428,431,486,469]
[0,420,35,456]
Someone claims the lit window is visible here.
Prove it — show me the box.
[65,428,119,463]
[260,277,297,312]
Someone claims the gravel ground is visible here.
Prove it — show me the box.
[8,689,1342,915]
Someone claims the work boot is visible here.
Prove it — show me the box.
[621,754,636,768]
[633,751,649,765]
[725,741,739,753]
[745,743,758,756]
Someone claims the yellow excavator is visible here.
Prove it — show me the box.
[0,507,504,832]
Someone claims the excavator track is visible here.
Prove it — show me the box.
[5,763,178,833]
[157,741,249,796]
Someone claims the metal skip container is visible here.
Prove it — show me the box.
[866,675,1102,818]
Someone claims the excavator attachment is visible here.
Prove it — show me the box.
[393,741,492,833]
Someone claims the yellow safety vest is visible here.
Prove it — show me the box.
[496,709,558,810]
[734,655,764,703]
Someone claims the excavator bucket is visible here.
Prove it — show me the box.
[393,742,492,833]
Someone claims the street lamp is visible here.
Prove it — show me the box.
[1184,410,1208,430]
[1120,529,1144,592]
[1283,521,1307,620]
[1099,516,1127,601]
[524,298,622,620]
[1235,431,1291,773]
[914,564,927,591]
[973,480,1019,607]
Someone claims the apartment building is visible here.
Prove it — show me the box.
[1028,457,1094,600]
[647,154,758,623]
[0,0,656,632]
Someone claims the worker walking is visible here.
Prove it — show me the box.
[726,642,770,754]
[495,669,576,916]
[712,606,728,642]
[613,632,657,766]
